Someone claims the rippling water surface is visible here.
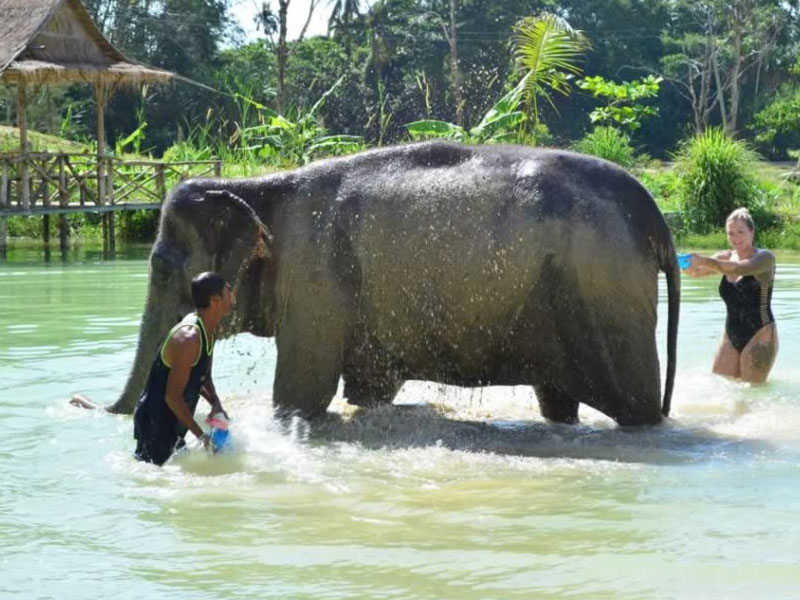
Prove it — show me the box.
[1,245,799,599]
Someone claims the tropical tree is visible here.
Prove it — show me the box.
[511,13,590,136]
[576,75,662,132]
[328,0,361,56]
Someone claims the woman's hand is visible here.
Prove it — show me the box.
[683,254,716,277]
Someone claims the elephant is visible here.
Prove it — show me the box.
[107,140,680,426]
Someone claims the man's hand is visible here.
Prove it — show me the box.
[69,394,100,409]
[199,432,212,452]
[209,400,228,420]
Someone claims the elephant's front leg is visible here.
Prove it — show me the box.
[272,282,350,419]
[533,383,580,424]
[342,334,404,408]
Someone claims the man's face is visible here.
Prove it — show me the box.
[213,283,236,315]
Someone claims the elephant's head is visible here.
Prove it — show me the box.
[107,184,274,414]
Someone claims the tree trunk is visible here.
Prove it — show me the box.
[711,40,728,130]
[726,2,749,136]
[277,0,289,114]
[449,0,463,127]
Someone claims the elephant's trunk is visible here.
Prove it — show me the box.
[106,259,190,414]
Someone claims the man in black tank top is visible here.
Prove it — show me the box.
[133,272,236,465]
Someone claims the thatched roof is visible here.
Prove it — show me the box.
[0,0,172,86]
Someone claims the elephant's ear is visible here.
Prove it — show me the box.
[200,190,273,285]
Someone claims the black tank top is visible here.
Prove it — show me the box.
[135,313,213,441]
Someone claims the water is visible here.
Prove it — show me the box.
[2,245,799,599]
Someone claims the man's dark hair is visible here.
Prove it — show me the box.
[191,272,227,309]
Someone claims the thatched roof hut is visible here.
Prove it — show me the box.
[0,0,172,85]
[0,0,175,210]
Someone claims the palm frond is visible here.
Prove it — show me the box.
[511,13,590,130]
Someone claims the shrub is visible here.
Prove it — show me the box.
[572,126,636,168]
[674,129,771,233]
[117,209,160,242]
[750,84,800,159]
[638,169,682,212]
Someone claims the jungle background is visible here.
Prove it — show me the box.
[3,0,800,247]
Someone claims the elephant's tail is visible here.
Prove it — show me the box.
[662,254,680,417]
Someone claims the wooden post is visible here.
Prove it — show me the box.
[95,83,107,206]
[102,212,108,252]
[108,212,116,253]
[58,154,68,256]
[59,213,68,256]
[0,217,6,259]
[1,161,8,208]
[58,156,67,207]
[214,161,221,177]
[107,157,115,253]
[95,83,108,254]
[156,164,166,201]
[18,83,30,211]
[43,214,50,246]
[1,159,7,257]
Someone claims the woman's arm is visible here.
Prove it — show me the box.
[684,251,731,277]
[692,250,775,279]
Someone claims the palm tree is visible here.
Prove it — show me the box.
[512,13,590,133]
[328,0,361,56]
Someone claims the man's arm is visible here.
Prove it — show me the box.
[164,327,208,446]
[200,356,227,418]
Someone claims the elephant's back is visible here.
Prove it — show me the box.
[329,146,660,378]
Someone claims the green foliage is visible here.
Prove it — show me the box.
[511,13,590,130]
[117,210,160,241]
[638,169,682,213]
[750,85,800,159]
[572,126,637,168]
[576,75,661,132]
[406,72,530,144]
[674,129,771,233]
[235,77,366,166]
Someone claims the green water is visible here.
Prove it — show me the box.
[2,245,799,599]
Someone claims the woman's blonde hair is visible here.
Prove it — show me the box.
[726,207,755,231]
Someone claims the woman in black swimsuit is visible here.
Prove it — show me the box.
[685,208,778,383]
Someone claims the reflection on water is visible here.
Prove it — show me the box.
[1,248,799,599]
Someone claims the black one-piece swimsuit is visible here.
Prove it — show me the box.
[718,275,774,352]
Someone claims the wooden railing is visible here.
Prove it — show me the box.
[0,152,222,215]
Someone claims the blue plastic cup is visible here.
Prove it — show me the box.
[209,427,231,453]
[677,253,692,270]
[206,412,232,453]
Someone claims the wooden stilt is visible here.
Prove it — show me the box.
[59,213,68,257]
[108,212,116,254]
[102,213,108,252]
[43,214,50,246]
[17,83,30,211]
[0,217,7,259]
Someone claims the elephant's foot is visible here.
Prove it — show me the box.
[272,348,342,421]
[535,385,580,424]
[605,403,663,427]
[343,374,403,408]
